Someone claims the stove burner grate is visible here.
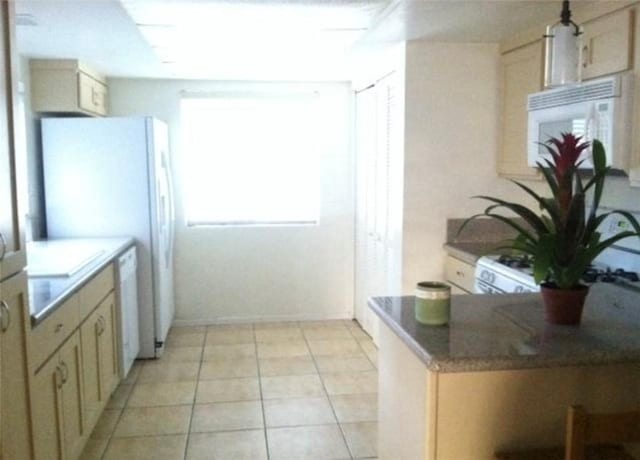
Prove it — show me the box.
[497,254,533,269]
[576,267,639,284]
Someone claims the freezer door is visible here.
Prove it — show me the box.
[148,119,175,354]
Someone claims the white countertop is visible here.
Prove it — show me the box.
[28,237,135,326]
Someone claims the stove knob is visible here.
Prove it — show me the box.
[480,270,495,283]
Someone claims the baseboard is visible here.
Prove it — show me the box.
[172,312,356,327]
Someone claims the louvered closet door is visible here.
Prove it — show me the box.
[354,85,376,330]
[371,72,402,344]
[354,71,402,345]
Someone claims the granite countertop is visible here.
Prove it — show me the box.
[28,237,135,326]
[443,217,523,263]
[369,283,640,373]
[443,242,505,264]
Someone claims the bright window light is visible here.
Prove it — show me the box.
[180,94,320,226]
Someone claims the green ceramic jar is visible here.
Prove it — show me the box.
[415,282,451,326]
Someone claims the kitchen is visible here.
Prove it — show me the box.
[0,1,639,460]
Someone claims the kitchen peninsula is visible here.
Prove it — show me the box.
[370,284,640,460]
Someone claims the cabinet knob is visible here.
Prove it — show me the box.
[0,301,10,332]
[60,361,69,384]
[97,316,106,335]
[55,366,64,389]
[456,270,464,277]
[54,323,64,334]
[582,45,590,68]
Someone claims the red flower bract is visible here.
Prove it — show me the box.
[547,132,590,181]
[546,133,590,219]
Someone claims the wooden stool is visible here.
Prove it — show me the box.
[495,406,640,460]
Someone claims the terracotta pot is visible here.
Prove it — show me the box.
[540,283,590,325]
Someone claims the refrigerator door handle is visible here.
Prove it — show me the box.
[162,152,175,268]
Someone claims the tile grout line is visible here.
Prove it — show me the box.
[92,323,376,459]
[252,323,272,460]
[181,330,206,460]
[348,323,378,370]
[97,357,144,460]
[301,323,355,460]
[346,321,379,460]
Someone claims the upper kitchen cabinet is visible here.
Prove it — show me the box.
[0,0,27,280]
[30,59,109,117]
[581,8,633,81]
[498,40,543,180]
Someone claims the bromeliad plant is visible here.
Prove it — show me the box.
[466,133,640,290]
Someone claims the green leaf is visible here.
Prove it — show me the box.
[537,164,560,199]
[606,210,640,236]
[482,213,538,245]
[592,139,607,173]
[561,246,594,288]
[590,139,608,210]
[509,180,561,228]
[533,235,554,284]
[563,192,586,257]
[456,213,485,238]
[593,231,640,256]
[473,196,549,235]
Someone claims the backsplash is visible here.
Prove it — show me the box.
[446,217,521,244]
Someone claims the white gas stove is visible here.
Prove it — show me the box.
[474,211,640,294]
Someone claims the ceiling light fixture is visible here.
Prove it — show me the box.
[543,0,582,88]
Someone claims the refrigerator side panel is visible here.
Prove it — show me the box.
[147,118,175,354]
[42,117,157,357]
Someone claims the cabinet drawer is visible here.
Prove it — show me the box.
[78,264,114,318]
[78,72,108,116]
[30,294,80,370]
[445,256,476,293]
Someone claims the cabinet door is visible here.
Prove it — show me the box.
[581,8,633,80]
[498,40,543,180]
[32,354,65,460]
[78,72,108,116]
[80,306,102,434]
[99,293,119,398]
[80,292,119,434]
[0,283,3,458]
[0,0,27,280]
[59,332,85,460]
[0,271,34,460]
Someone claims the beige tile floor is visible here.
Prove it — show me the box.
[80,320,379,460]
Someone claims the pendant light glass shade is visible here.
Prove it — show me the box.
[543,1,582,88]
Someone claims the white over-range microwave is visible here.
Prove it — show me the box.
[527,72,634,171]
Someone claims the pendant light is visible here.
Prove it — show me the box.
[544,0,582,88]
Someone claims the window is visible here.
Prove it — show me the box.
[180,93,320,226]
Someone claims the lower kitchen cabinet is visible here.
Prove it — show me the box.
[0,271,34,460]
[30,263,121,460]
[81,292,119,432]
[444,255,475,294]
[32,331,86,460]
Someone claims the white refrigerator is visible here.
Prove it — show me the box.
[41,116,175,358]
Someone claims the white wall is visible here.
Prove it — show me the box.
[109,79,354,324]
[401,41,538,292]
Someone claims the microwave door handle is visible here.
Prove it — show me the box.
[585,103,597,143]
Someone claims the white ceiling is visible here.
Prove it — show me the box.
[15,0,618,81]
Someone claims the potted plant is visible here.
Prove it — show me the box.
[462,133,640,325]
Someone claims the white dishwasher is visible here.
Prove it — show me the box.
[118,246,140,377]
